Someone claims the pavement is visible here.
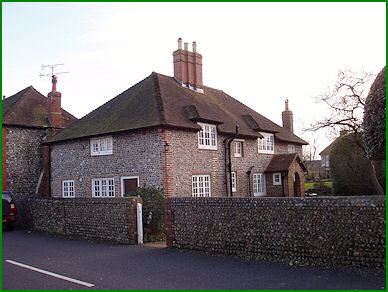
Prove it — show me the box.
[2,228,386,290]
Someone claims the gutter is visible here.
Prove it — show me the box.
[223,125,239,197]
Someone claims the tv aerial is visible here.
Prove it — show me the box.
[39,63,69,78]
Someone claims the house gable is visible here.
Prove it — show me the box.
[265,153,307,173]
[2,86,77,128]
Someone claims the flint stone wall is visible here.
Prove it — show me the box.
[28,197,142,244]
[3,126,47,227]
[165,196,386,269]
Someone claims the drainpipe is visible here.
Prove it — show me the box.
[223,125,239,197]
[223,139,229,196]
[247,166,255,197]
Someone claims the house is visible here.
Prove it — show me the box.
[2,77,77,224]
[44,39,308,199]
[319,130,348,169]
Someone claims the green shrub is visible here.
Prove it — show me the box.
[329,134,385,196]
[124,185,166,242]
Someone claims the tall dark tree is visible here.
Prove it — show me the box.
[307,69,384,196]
[363,66,386,160]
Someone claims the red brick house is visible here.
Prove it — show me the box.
[45,39,307,199]
[2,78,77,225]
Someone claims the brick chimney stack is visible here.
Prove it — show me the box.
[282,99,294,133]
[47,75,63,129]
[173,38,203,93]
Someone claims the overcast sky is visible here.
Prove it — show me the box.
[2,2,386,156]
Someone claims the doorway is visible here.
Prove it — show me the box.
[293,173,301,197]
[121,176,139,196]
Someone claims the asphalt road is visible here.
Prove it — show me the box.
[2,228,385,290]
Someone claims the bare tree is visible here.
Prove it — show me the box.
[306,69,384,196]
[303,137,321,182]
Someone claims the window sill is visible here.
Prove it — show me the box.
[198,147,218,151]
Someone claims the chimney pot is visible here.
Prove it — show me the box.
[285,99,289,111]
[173,39,203,91]
[52,75,58,91]
[178,38,182,50]
[2,95,5,100]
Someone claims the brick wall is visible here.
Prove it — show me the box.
[50,129,164,197]
[276,143,302,155]
[165,196,386,269]
[2,125,47,226]
[27,197,142,244]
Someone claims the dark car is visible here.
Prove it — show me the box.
[2,191,19,230]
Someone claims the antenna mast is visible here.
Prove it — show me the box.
[40,63,69,91]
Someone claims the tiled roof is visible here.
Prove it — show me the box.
[2,86,77,128]
[265,153,307,173]
[46,72,308,144]
[319,143,334,156]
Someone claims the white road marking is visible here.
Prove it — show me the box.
[6,259,95,288]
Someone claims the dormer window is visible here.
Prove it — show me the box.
[258,132,274,154]
[90,136,113,156]
[198,122,217,150]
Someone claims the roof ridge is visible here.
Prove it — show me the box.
[152,72,167,125]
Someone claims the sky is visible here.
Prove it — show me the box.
[2,2,386,157]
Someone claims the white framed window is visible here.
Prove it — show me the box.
[253,173,266,196]
[321,155,329,167]
[287,144,296,153]
[234,141,243,157]
[198,123,217,150]
[92,178,115,197]
[90,136,113,156]
[273,173,282,185]
[192,175,211,197]
[62,180,75,198]
[258,132,274,154]
[231,171,237,192]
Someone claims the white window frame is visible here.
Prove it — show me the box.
[231,171,237,192]
[287,144,296,153]
[234,140,243,157]
[192,175,211,197]
[198,122,217,150]
[273,173,282,185]
[62,180,75,198]
[258,132,274,154]
[92,178,115,197]
[253,173,266,196]
[90,136,113,156]
[120,176,140,196]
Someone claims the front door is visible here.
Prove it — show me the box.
[121,176,139,196]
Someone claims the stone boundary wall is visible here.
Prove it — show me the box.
[165,196,386,269]
[28,197,142,244]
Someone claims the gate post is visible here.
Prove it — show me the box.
[136,202,143,244]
